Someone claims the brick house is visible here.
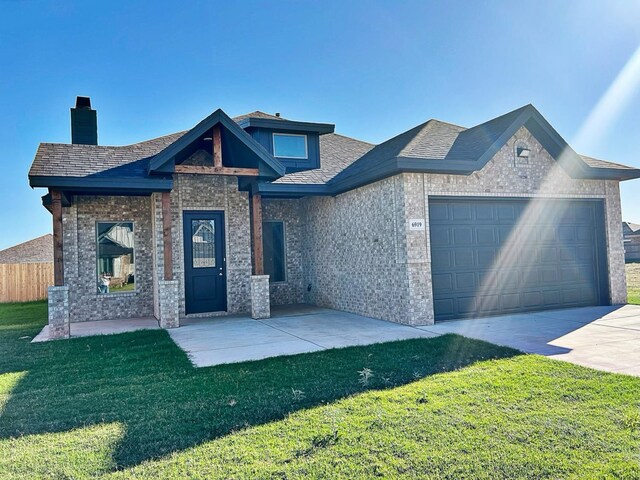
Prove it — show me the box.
[623,222,640,262]
[28,97,640,339]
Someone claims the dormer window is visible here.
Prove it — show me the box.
[273,133,308,159]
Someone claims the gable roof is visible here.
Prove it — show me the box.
[0,234,53,264]
[29,103,640,201]
[327,104,640,194]
[147,108,285,178]
[623,222,640,236]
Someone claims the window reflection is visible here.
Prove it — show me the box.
[97,222,135,294]
[192,220,216,268]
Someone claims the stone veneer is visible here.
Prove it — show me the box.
[157,280,179,328]
[250,275,271,319]
[47,285,70,338]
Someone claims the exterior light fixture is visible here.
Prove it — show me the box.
[203,136,213,141]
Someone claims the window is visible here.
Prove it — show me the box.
[191,219,216,268]
[272,133,308,159]
[263,221,285,282]
[96,222,135,294]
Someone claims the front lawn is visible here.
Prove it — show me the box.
[0,302,638,479]
[627,262,640,305]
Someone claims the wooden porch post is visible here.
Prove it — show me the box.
[213,124,222,168]
[51,190,64,286]
[161,191,173,280]
[251,193,264,275]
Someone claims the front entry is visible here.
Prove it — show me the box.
[183,211,227,314]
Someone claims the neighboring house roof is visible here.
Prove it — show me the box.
[0,234,53,264]
[28,104,640,201]
[623,222,640,237]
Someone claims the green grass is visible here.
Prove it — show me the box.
[627,263,640,305]
[0,302,639,479]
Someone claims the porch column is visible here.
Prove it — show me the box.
[52,191,64,286]
[250,192,270,319]
[48,190,70,339]
[158,191,179,329]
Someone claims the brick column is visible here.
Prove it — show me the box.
[158,280,179,328]
[48,285,70,339]
[251,275,270,319]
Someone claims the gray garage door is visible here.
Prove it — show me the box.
[429,198,609,321]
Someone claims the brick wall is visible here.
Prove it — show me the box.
[63,195,154,322]
[167,174,252,317]
[262,199,305,305]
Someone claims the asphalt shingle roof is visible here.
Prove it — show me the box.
[623,222,640,235]
[0,234,53,264]
[274,134,374,184]
[28,107,638,187]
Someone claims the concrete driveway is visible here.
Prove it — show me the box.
[169,305,436,367]
[418,305,640,376]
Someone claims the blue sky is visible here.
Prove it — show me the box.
[1,0,639,249]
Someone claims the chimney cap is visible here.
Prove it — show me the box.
[75,96,92,109]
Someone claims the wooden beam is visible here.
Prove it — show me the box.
[161,192,173,280]
[175,165,260,176]
[51,190,64,286]
[250,193,264,275]
[213,124,222,168]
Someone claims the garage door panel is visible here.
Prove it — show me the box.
[455,272,477,290]
[432,250,452,268]
[434,298,455,316]
[432,273,453,292]
[429,198,608,321]
[453,227,473,245]
[475,204,495,220]
[497,205,516,221]
[457,297,476,314]
[476,227,496,245]
[454,250,474,267]
[430,226,450,246]
[452,204,473,220]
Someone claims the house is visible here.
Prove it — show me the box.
[0,234,53,264]
[28,97,640,339]
[623,222,640,262]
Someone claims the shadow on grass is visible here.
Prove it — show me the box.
[0,302,520,471]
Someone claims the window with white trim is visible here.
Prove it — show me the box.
[273,133,308,159]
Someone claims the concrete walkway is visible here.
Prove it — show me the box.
[418,305,640,376]
[169,305,436,367]
[31,303,640,376]
[32,317,160,342]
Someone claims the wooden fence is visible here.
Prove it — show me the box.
[0,263,54,303]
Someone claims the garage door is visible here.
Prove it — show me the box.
[429,198,609,321]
